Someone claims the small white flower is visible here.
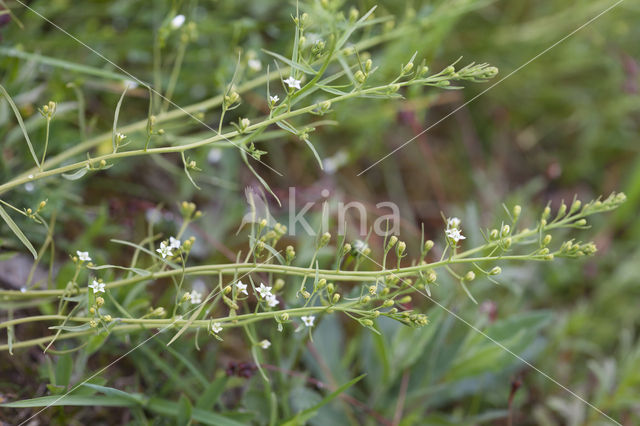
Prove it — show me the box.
[447,217,461,229]
[265,293,279,308]
[210,322,222,334]
[88,280,105,294]
[256,283,272,298]
[190,290,203,304]
[20,287,27,293]
[283,76,301,90]
[156,241,173,259]
[25,183,35,192]
[169,236,181,250]
[352,240,368,254]
[171,14,186,29]
[77,251,91,262]
[235,281,248,295]
[445,228,466,243]
[301,315,315,327]
[259,339,271,349]
[248,58,262,72]
[269,95,279,104]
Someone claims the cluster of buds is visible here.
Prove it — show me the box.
[180,201,202,221]
[234,117,251,134]
[558,240,597,258]
[25,200,47,219]
[38,101,57,119]
[146,115,165,140]
[223,90,240,110]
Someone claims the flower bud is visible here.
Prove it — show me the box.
[349,7,359,22]
[182,292,191,302]
[503,238,512,249]
[326,283,335,294]
[382,299,394,308]
[386,235,398,252]
[423,240,434,254]
[513,205,521,220]
[96,297,104,307]
[342,243,352,255]
[301,290,311,299]
[354,70,366,84]
[575,219,587,226]
[397,241,406,256]
[489,266,502,275]
[501,224,510,237]
[90,320,97,328]
[316,278,327,290]
[426,270,437,283]
[464,271,476,281]
[361,319,374,327]
[398,295,412,304]
[542,234,552,246]
[368,285,377,295]
[319,232,331,248]
[89,307,95,314]
[332,293,340,303]
[103,314,112,322]
[365,59,372,73]
[361,295,371,304]
[402,62,414,74]
[280,313,289,321]
[570,200,582,213]
[274,278,285,291]
[490,229,499,239]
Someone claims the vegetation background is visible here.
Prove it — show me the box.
[0,0,638,424]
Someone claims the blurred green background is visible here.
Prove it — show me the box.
[1,0,639,424]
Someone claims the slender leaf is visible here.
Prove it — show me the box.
[0,204,37,258]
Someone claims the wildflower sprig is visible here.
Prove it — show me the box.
[0,193,625,351]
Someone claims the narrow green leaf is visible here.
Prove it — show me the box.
[0,84,40,168]
[0,47,134,81]
[196,375,228,410]
[112,86,129,152]
[61,166,89,181]
[281,374,366,426]
[0,204,37,258]
[177,394,193,426]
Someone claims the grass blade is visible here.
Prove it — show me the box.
[0,204,37,258]
[0,84,40,168]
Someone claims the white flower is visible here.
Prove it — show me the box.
[210,322,222,334]
[171,14,185,29]
[248,58,262,72]
[445,228,466,243]
[269,95,279,104]
[88,280,105,294]
[301,315,315,327]
[76,251,91,262]
[190,290,203,304]
[447,217,461,229]
[156,241,173,259]
[259,339,271,349]
[352,240,368,254]
[265,293,279,308]
[256,283,272,298]
[20,287,27,293]
[235,281,248,295]
[283,76,301,90]
[169,236,181,250]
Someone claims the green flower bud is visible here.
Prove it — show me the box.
[542,234,552,246]
[327,283,335,294]
[332,293,340,303]
[382,299,394,308]
[274,278,285,291]
[397,241,406,256]
[354,70,366,84]
[361,319,374,327]
[402,62,414,74]
[398,295,412,304]
[464,271,476,281]
[489,266,502,275]
[490,229,499,239]
[386,236,398,252]
[501,224,510,237]
[513,205,521,220]
[316,278,327,290]
[570,199,582,213]
[318,232,331,248]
